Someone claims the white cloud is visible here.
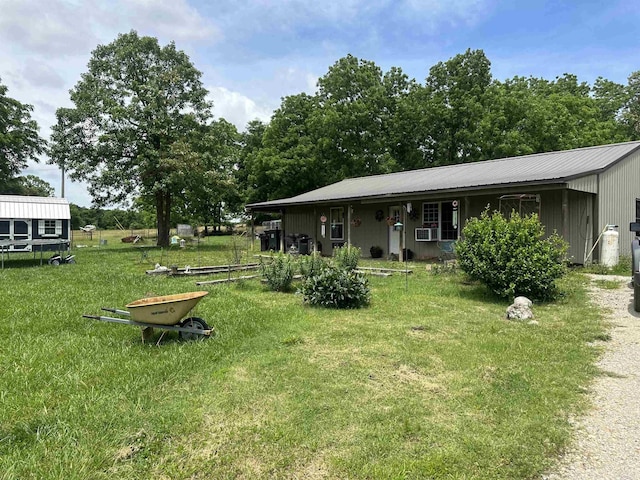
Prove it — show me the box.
[0,0,218,60]
[20,60,66,89]
[108,0,221,43]
[0,0,99,56]
[209,86,272,129]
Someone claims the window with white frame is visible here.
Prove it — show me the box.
[44,220,56,235]
[39,219,62,236]
[422,203,439,228]
[330,207,344,240]
[422,201,459,241]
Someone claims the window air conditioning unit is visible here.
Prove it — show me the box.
[415,227,438,242]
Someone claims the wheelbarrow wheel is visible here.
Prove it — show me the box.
[179,317,209,341]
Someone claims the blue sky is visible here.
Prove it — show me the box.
[1,0,639,207]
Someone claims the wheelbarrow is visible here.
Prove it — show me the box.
[83,291,213,344]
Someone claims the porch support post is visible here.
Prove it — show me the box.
[250,211,255,251]
[347,204,352,247]
[400,204,406,262]
[562,189,569,241]
[464,196,471,234]
[313,208,318,253]
[280,209,285,253]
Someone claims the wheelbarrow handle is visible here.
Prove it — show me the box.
[101,307,131,316]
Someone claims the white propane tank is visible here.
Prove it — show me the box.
[601,225,620,267]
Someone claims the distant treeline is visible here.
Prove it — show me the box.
[69,204,154,231]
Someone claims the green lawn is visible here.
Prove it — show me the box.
[0,234,606,479]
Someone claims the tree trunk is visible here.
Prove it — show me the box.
[155,190,172,247]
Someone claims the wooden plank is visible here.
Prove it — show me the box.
[150,263,260,276]
[196,275,258,285]
[357,266,413,274]
[355,270,393,277]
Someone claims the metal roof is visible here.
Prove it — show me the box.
[248,141,640,209]
[0,195,71,220]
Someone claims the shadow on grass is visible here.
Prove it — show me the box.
[0,257,60,270]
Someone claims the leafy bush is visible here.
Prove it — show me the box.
[299,265,371,309]
[334,245,361,271]
[455,210,568,301]
[260,253,294,292]
[298,253,326,279]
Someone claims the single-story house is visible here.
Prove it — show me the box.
[0,195,71,252]
[247,141,640,264]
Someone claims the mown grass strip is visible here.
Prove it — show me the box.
[0,235,605,479]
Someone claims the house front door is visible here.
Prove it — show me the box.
[388,206,400,255]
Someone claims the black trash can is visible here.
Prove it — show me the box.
[298,235,310,255]
[266,229,281,250]
[259,233,269,251]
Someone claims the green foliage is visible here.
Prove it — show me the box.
[174,119,242,227]
[49,31,211,246]
[16,175,54,196]
[333,245,361,271]
[298,252,326,279]
[299,264,371,309]
[0,78,46,193]
[456,210,568,300]
[260,253,294,292]
[430,262,459,276]
[582,255,632,276]
[238,51,640,206]
[0,174,54,197]
[68,204,154,230]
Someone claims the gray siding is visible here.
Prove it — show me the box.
[282,187,596,262]
[567,192,594,263]
[567,175,598,194]
[598,148,640,257]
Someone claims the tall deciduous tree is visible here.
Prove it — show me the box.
[316,55,401,178]
[479,75,629,159]
[623,71,640,139]
[0,78,46,193]
[246,93,322,202]
[420,49,492,166]
[174,119,241,231]
[17,175,55,196]
[49,31,211,246]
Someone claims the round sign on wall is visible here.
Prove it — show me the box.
[452,200,458,208]
[320,215,327,223]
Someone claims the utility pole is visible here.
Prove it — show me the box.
[61,163,65,198]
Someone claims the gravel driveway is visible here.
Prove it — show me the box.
[544,275,640,480]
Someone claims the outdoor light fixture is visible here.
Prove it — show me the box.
[393,221,403,231]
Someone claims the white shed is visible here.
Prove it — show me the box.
[0,195,71,252]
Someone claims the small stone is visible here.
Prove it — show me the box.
[528,320,539,326]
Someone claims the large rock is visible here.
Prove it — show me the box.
[513,296,532,308]
[506,296,534,321]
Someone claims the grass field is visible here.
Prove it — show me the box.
[0,232,606,479]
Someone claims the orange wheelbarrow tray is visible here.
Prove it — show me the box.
[83,291,212,340]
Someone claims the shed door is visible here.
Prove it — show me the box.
[11,219,31,252]
[0,221,9,241]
